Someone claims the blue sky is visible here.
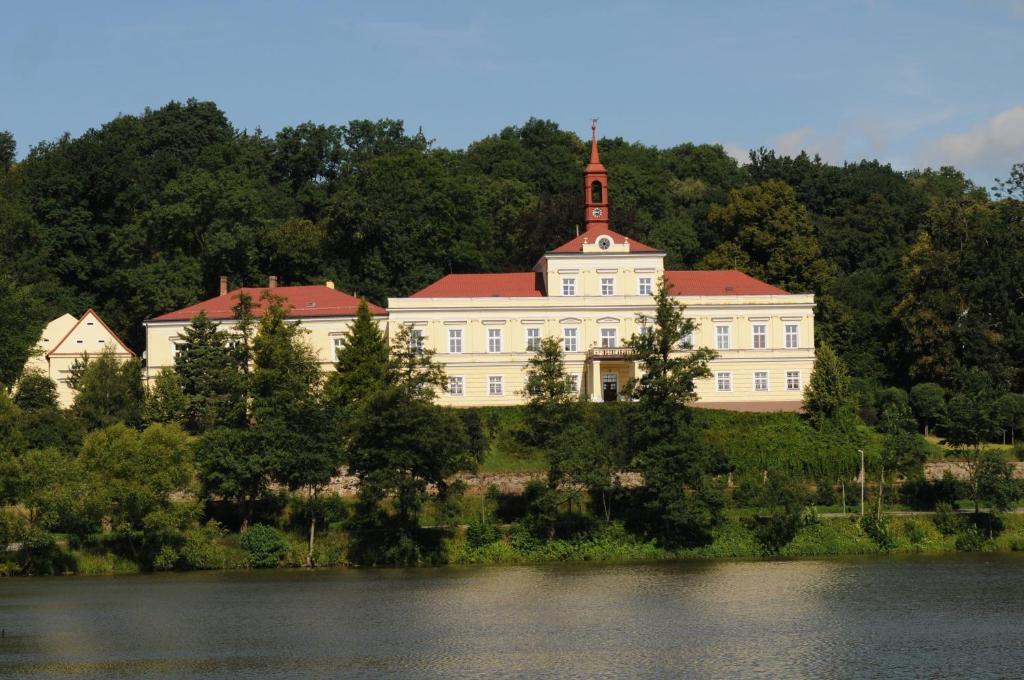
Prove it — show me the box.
[3,1,1023,187]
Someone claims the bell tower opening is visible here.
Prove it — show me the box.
[590,180,603,203]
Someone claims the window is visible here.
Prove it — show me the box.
[785,324,799,349]
[752,324,767,349]
[601,328,617,348]
[717,372,732,391]
[754,371,769,391]
[679,330,693,350]
[786,371,801,391]
[568,374,580,393]
[639,324,653,338]
[597,236,612,250]
[716,325,731,350]
[638,277,653,295]
[591,180,603,203]
[448,376,464,396]
[409,329,424,352]
[487,328,502,353]
[333,337,345,361]
[562,277,576,296]
[601,277,615,296]
[563,327,578,352]
[448,328,463,354]
[526,327,541,352]
[172,342,186,360]
[488,375,503,396]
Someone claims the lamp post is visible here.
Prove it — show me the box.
[858,449,865,516]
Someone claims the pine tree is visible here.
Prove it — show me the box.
[324,299,389,409]
[803,342,855,430]
[521,336,577,453]
[623,282,722,548]
[174,311,244,432]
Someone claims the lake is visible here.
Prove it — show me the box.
[2,554,1023,679]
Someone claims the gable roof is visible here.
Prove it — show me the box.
[664,270,790,296]
[149,285,387,322]
[548,227,659,254]
[409,272,545,298]
[48,309,135,357]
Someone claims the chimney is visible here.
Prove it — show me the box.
[219,276,228,296]
[325,281,335,290]
[268,275,278,289]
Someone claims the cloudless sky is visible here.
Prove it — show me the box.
[3,1,1023,186]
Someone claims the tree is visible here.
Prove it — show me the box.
[324,298,390,411]
[803,343,855,430]
[910,382,946,437]
[143,368,188,425]
[174,311,246,432]
[975,452,1020,514]
[993,393,1024,445]
[623,283,721,547]
[387,323,447,400]
[68,348,144,429]
[79,423,196,565]
[13,371,59,411]
[346,387,472,565]
[250,292,341,566]
[943,382,1000,514]
[0,277,48,388]
[194,427,269,531]
[520,336,578,454]
[748,471,808,554]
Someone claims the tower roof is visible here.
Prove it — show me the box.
[585,118,606,174]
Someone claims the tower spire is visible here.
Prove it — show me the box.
[583,119,609,231]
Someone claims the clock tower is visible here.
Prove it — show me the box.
[583,119,610,232]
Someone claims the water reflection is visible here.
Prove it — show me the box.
[2,555,1023,679]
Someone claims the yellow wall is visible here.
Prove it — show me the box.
[143,315,372,382]
[28,311,134,407]
[386,291,815,408]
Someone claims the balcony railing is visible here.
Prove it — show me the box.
[586,346,635,361]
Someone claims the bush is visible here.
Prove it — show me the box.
[955,528,987,552]
[859,514,895,550]
[901,474,961,510]
[240,524,289,568]
[179,521,228,570]
[465,517,500,549]
[153,545,179,571]
[932,502,966,536]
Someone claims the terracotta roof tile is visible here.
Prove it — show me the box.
[409,273,545,298]
[149,286,386,322]
[664,270,789,296]
[549,228,659,253]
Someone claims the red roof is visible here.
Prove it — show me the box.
[149,286,386,322]
[410,273,545,298]
[549,227,659,254]
[664,270,789,296]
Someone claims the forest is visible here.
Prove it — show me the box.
[2,98,1023,400]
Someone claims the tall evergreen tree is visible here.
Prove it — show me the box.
[174,311,244,432]
[803,343,856,431]
[324,299,389,410]
[624,283,721,547]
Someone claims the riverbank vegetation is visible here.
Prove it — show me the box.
[3,281,1024,576]
[2,103,1024,574]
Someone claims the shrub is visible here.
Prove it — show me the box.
[465,517,500,549]
[1013,442,1024,462]
[955,528,987,552]
[901,475,960,510]
[240,524,289,568]
[153,545,179,571]
[746,472,808,554]
[859,514,895,550]
[179,521,228,570]
[932,503,966,536]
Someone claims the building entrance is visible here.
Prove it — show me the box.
[602,373,618,402]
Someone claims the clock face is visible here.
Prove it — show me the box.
[591,207,603,218]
